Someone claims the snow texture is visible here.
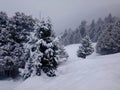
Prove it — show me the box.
[0,80,21,90]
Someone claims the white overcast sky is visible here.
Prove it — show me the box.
[0,0,120,34]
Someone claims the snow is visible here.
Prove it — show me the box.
[14,43,120,90]
[0,80,21,90]
[1,43,120,90]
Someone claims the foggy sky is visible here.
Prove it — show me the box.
[0,0,120,34]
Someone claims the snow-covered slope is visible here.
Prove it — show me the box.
[0,80,21,90]
[14,44,120,90]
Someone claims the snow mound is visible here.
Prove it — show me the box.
[15,44,120,90]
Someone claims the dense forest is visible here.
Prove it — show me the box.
[0,12,68,79]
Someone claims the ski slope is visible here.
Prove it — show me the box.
[14,44,120,90]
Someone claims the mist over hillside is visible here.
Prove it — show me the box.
[0,0,120,90]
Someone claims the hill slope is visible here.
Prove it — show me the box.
[15,44,120,90]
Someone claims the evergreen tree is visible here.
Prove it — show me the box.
[92,18,104,42]
[60,20,87,45]
[88,20,96,42]
[0,12,36,78]
[0,12,16,77]
[38,19,58,77]
[0,12,9,59]
[79,20,87,38]
[60,29,73,45]
[96,19,120,55]
[21,19,59,79]
[77,36,94,58]
[54,37,69,64]
[21,56,35,79]
[104,13,114,24]
[8,12,36,68]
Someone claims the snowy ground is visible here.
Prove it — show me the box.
[1,44,120,90]
[0,79,21,90]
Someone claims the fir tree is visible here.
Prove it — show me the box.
[8,12,36,68]
[0,12,36,78]
[38,19,58,77]
[77,36,94,58]
[88,20,96,42]
[54,37,69,64]
[96,19,120,55]
[21,19,59,79]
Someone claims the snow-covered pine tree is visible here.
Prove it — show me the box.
[21,19,59,79]
[37,19,59,77]
[8,12,36,69]
[79,20,87,38]
[21,55,34,79]
[60,20,87,46]
[0,12,15,77]
[0,11,9,57]
[0,12,9,60]
[96,18,120,55]
[77,36,94,58]
[88,20,96,42]
[73,28,82,44]
[60,29,73,45]
[1,12,36,78]
[20,29,42,79]
[54,37,69,64]
[104,13,115,24]
[92,18,104,42]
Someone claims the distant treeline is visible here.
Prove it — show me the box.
[60,14,120,55]
[60,14,117,45]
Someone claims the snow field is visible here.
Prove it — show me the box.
[14,44,120,90]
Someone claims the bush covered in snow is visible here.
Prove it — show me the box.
[77,36,94,58]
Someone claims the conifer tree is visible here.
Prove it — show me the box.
[77,36,94,58]
[96,19,120,55]
[21,19,59,79]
